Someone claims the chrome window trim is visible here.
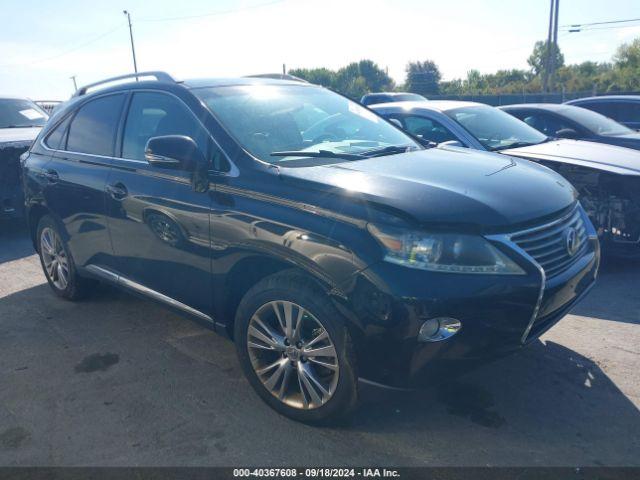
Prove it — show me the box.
[85,265,214,323]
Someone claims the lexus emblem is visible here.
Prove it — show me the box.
[564,227,579,257]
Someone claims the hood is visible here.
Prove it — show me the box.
[0,127,41,148]
[278,148,575,230]
[502,139,640,176]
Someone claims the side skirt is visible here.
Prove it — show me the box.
[84,264,216,326]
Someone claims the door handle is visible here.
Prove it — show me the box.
[44,169,59,183]
[106,182,128,200]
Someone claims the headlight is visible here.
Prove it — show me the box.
[368,224,525,275]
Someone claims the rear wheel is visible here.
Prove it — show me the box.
[235,271,358,424]
[37,215,94,300]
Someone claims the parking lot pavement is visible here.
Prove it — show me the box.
[0,219,638,467]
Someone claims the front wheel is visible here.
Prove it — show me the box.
[234,271,358,424]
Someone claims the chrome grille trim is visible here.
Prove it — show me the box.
[485,203,591,344]
[508,205,587,280]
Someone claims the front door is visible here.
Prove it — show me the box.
[105,91,218,317]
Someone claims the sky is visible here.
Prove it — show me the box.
[1,0,639,100]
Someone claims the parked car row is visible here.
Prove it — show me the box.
[371,100,640,257]
[20,72,604,423]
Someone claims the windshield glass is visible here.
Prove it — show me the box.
[446,105,547,151]
[394,93,427,102]
[193,84,420,164]
[0,98,48,128]
[559,105,633,136]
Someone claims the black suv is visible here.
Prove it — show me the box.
[23,72,600,423]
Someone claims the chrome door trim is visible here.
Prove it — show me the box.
[85,264,214,323]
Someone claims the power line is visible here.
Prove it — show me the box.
[138,0,289,23]
[561,17,640,28]
[562,22,640,33]
[0,24,124,69]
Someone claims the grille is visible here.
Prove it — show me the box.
[510,206,588,279]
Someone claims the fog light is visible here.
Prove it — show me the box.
[418,317,462,342]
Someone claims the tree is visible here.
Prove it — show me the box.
[287,68,336,89]
[334,60,394,98]
[405,60,441,95]
[611,38,640,90]
[527,40,564,77]
[290,60,393,99]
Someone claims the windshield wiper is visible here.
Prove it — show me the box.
[3,124,40,129]
[359,145,419,157]
[270,150,365,160]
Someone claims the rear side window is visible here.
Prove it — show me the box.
[581,102,615,118]
[612,103,640,123]
[45,115,71,150]
[66,94,125,156]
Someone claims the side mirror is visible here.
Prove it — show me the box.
[438,140,464,148]
[555,128,579,139]
[388,118,403,128]
[145,135,206,171]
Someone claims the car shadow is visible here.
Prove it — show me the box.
[346,339,640,464]
[0,219,33,263]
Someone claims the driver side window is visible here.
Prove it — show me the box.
[122,91,229,172]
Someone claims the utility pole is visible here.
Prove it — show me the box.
[123,10,138,74]
[282,63,286,75]
[70,75,78,91]
[542,0,560,94]
[549,0,560,92]
[543,0,554,93]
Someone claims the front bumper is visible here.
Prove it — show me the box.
[344,228,600,389]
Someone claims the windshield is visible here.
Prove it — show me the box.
[394,93,427,102]
[0,98,48,128]
[446,105,548,151]
[558,105,633,136]
[193,84,420,164]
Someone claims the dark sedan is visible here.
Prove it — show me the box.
[566,95,640,130]
[500,103,640,151]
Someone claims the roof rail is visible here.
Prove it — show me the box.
[73,71,176,97]
[245,73,309,83]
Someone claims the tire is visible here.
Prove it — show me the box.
[234,270,358,424]
[36,215,94,300]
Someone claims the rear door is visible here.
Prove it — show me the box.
[44,93,125,269]
[105,90,219,317]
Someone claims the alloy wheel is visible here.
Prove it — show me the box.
[247,300,340,410]
[40,227,69,290]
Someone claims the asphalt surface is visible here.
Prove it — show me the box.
[0,219,639,466]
